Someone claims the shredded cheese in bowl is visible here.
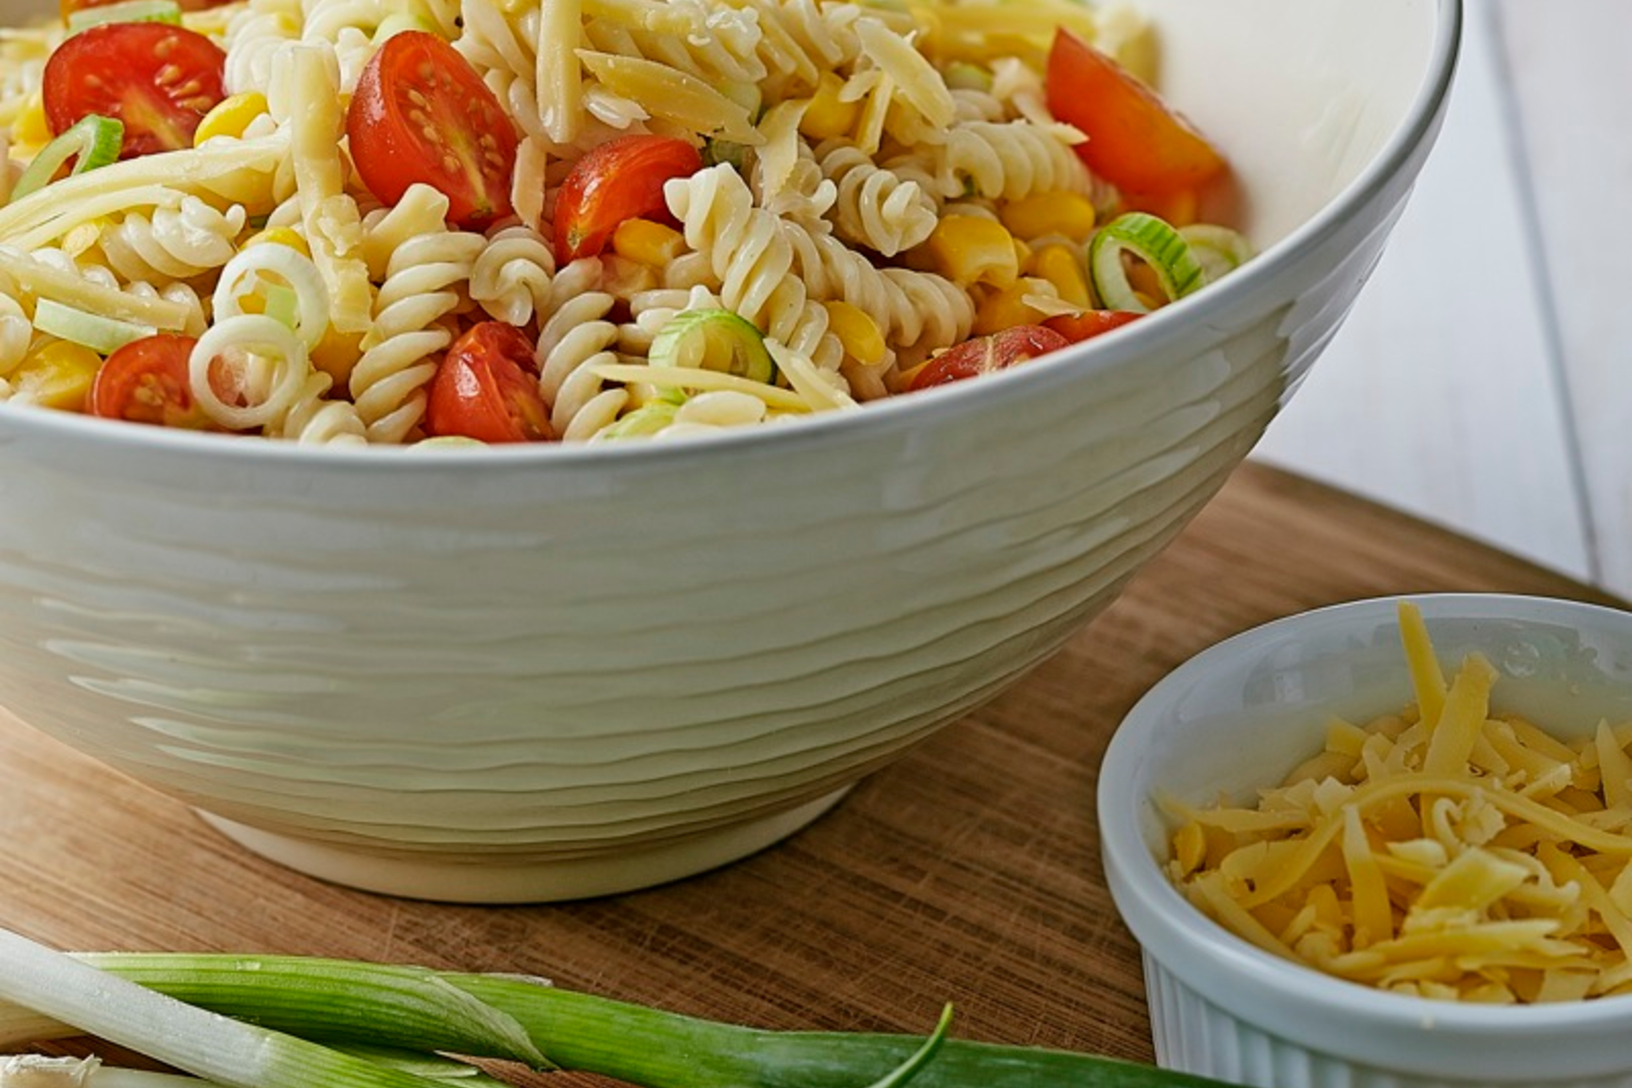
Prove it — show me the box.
[1166,601,1632,1005]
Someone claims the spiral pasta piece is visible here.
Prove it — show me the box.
[919,120,1092,202]
[224,0,303,96]
[455,0,568,141]
[96,197,249,285]
[273,371,369,445]
[537,260,624,441]
[726,0,863,95]
[470,223,556,326]
[350,229,486,444]
[582,0,765,86]
[663,163,844,379]
[814,139,937,256]
[775,217,971,356]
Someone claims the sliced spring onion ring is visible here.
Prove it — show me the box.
[1088,211,1205,313]
[416,436,487,448]
[262,284,300,330]
[648,308,777,401]
[8,116,123,205]
[371,11,437,40]
[65,0,181,31]
[701,138,749,171]
[212,244,331,350]
[31,298,152,354]
[1179,223,1254,285]
[595,400,680,441]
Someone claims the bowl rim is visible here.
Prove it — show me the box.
[1099,591,1632,1039]
[0,0,1465,471]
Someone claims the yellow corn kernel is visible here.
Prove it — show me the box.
[310,326,364,386]
[971,282,1047,336]
[611,218,685,269]
[193,91,269,146]
[1027,243,1091,309]
[12,341,102,412]
[12,93,50,151]
[799,72,862,141]
[823,300,886,367]
[923,215,1018,290]
[998,191,1098,243]
[241,225,311,257]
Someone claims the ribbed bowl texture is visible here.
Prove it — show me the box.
[0,0,1460,901]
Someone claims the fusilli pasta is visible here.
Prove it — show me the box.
[351,222,485,442]
[0,0,1246,445]
[814,139,937,256]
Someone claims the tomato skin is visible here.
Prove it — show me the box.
[43,23,226,157]
[347,31,519,230]
[425,322,554,443]
[89,334,219,429]
[1045,27,1226,199]
[1043,310,1143,343]
[909,325,1070,392]
[553,135,702,262]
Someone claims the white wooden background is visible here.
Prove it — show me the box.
[1253,2,1632,596]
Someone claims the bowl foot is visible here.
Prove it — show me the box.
[195,788,851,903]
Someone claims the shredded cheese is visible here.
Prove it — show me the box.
[1168,601,1632,1003]
[281,45,372,334]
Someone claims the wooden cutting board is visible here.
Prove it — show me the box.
[0,463,1620,1076]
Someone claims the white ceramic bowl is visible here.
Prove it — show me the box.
[1100,594,1632,1088]
[0,0,1460,902]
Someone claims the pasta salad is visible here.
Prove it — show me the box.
[0,0,1248,445]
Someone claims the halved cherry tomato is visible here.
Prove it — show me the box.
[425,321,553,443]
[347,31,519,230]
[909,325,1070,392]
[553,135,702,262]
[43,23,226,157]
[1045,28,1226,200]
[1043,310,1143,343]
[89,333,218,428]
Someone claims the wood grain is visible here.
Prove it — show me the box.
[0,464,1619,1083]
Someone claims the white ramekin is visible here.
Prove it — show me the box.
[1100,593,1632,1088]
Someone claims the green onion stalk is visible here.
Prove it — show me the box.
[0,932,1239,1088]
